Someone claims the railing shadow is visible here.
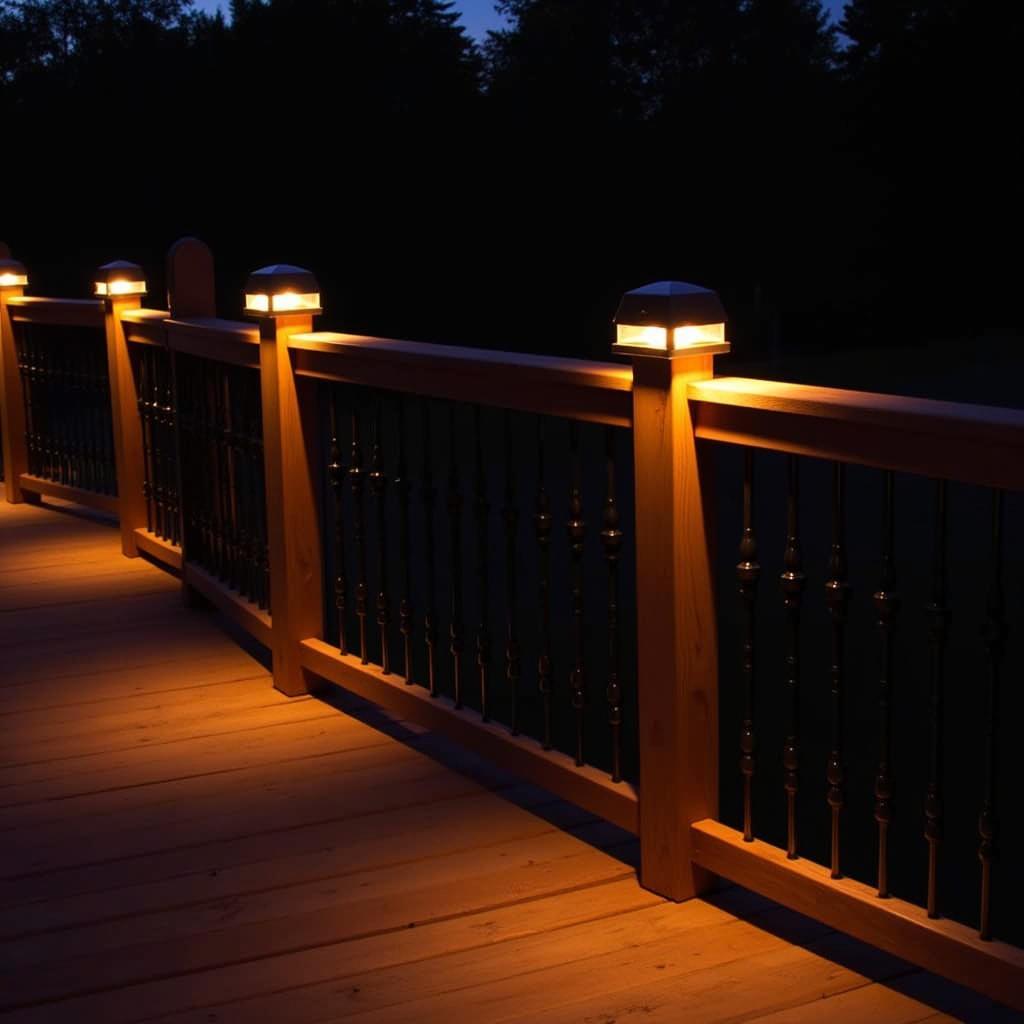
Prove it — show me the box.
[311,682,639,870]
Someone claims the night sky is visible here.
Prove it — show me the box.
[194,0,850,38]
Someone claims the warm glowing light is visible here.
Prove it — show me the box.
[95,279,147,297]
[613,281,729,358]
[673,322,725,348]
[0,272,27,288]
[615,321,725,351]
[244,291,321,315]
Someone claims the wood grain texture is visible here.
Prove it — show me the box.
[164,317,260,367]
[301,638,639,832]
[631,353,718,901]
[17,474,120,514]
[290,332,633,427]
[259,314,323,695]
[133,527,182,570]
[0,483,1003,1024]
[690,376,1024,490]
[182,562,273,648]
[4,295,105,328]
[692,818,1024,1012]
[104,294,147,555]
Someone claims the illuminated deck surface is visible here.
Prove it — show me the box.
[0,486,1012,1022]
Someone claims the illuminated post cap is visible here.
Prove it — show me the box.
[613,280,729,357]
[0,257,28,289]
[244,264,321,317]
[95,260,147,298]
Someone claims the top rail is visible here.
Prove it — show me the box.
[121,308,170,347]
[5,296,105,329]
[690,376,1024,491]
[164,317,260,368]
[289,332,634,427]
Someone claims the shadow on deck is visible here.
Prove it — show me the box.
[0,486,1014,1023]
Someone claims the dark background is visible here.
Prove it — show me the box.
[2,0,1021,364]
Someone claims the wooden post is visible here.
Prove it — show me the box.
[0,253,31,504]
[258,310,324,696]
[630,351,720,901]
[102,289,146,555]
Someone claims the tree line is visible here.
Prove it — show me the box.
[1,0,1020,356]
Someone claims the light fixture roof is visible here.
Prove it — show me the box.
[245,264,319,294]
[615,281,725,328]
[96,259,145,283]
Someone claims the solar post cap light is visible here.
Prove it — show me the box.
[0,258,28,289]
[612,280,730,357]
[244,265,321,317]
[95,260,147,298]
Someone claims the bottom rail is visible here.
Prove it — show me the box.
[133,528,182,571]
[19,474,118,516]
[183,562,273,648]
[300,638,639,833]
[691,818,1024,1012]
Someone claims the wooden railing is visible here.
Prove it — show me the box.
[0,238,1021,1010]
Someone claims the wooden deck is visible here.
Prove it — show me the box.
[0,487,1016,1023]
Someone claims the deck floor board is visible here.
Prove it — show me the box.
[0,488,1010,1022]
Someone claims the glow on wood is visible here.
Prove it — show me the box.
[300,638,639,832]
[692,818,1024,1012]
[631,352,718,902]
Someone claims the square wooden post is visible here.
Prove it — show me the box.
[0,274,30,503]
[258,312,325,696]
[102,292,146,556]
[630,351,720,901]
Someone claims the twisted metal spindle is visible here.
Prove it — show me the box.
[502,411,521,733]
[567,421,587,767]
[396,399,414,684]
[924,479,949,918]
[979,489,1006,940]
[601,427,624,783]
[350,407,368,662]
[825,462,851,878]
[447,403,465,708]
[371,399,390,674]
[328,390,348,656]
[474,406,491,719]
[535,419,554,749]
[781,455,805,859]
[737,449,760,842]
[873,470,900,899]
[421,400,438,696]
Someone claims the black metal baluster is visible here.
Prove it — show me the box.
[502,412,521,733]
[601,427,624,783]
[568,421,587,767]
[535,419,554,750]
[979,489,1006,940]
[737,449,760,842]
[448,403,465,708]
[925,479,949,918]
[371,398,390,674]
[350,406,368,663]
[781,454,805,860]
[397,398,414,683]
[328,389,348,656]
[825,462,851,878]
[422,400,438,696]
[874,470,900,898]
[474,406,491,719]
[166,354,180,546]
[222,366,236,585]
[138,349,153,532]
